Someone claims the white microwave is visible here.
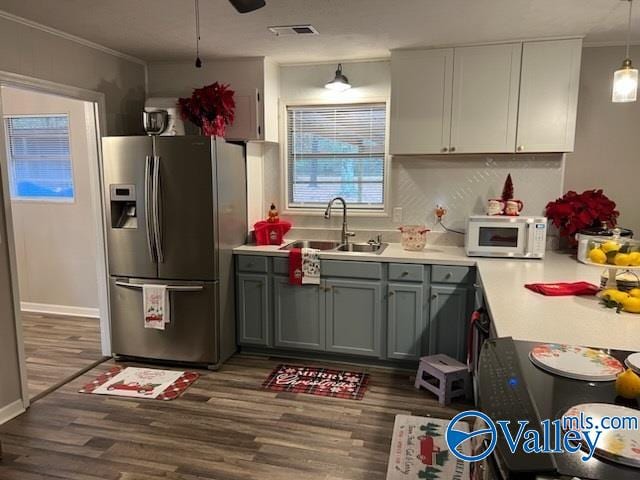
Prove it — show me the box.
[465,215,547,258]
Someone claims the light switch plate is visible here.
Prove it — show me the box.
[393,207,402,223]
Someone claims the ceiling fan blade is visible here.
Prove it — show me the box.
[228,0,266,14]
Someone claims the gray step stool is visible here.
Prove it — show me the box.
[414,354,470,406]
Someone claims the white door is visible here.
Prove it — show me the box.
[516,39,582,153]
[389,48,454,155]
[450,43,522,153]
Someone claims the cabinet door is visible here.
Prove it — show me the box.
[273,277,324,351]
[429,285,471,362]
[387,283,426,360]
[390,48,454,154]
[325,279,382,357]
[516,39,582,153]
[450,43,522,153]
[224,89,260,141]
[237,273,270,346]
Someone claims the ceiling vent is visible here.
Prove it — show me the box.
[268,25,319,36]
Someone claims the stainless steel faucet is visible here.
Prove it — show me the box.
[324,197,355,246]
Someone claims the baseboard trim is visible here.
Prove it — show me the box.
[0,399,25,425]
[21,302,99,319]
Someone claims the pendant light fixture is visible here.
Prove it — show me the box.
[194,0,202,68]
[612,0,638,102]
[325,64,351,91]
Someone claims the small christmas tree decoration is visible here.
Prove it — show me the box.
[501,173,514,202]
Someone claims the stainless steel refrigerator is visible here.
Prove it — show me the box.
[102,136,246,368]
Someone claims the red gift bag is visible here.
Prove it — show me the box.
[253,220,292,245]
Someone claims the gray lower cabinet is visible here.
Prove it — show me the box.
[387,282,426,360]
[325,279,382,357]
[273,276,324,350]
[429,284,472,362]
[237,273,270,346]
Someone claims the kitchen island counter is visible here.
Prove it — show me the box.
[234,244,640,351]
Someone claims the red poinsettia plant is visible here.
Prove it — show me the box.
[545,189,619,243]
[178,82,235,137]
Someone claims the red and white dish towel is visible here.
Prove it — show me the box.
[143,284,170,329]
[289,248,321,285]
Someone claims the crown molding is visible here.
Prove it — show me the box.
[583,40,640,47]
[0,9,147,66]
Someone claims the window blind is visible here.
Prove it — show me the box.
[5,115,75,200]
[287,103,386,209]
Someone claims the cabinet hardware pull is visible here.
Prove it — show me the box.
[441,147,448,153]
[449,147,456,152]
[445,272,452,278]
[388,291,395,297]
[517,145,524,152]
[401,271,408,276]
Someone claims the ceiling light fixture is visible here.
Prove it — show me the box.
[325,64,351,92]
[194,0,202,68]
[612,0,638,102]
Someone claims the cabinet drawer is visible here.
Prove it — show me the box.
[388,263,424,282]
[273,257,289,275]
[237,255,268,273]
[321,260,382,280]
[431,265,473,284]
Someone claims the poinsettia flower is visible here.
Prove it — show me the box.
[178,82,236,137]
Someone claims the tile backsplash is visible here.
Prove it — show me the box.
[263,148,564,243]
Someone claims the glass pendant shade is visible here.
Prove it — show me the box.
[612,59,639,102]
[325,64,351,91]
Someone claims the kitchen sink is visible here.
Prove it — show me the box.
[335,242,388,254]
[279,240,342,251]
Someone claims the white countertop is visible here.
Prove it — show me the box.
[233,243,640,352]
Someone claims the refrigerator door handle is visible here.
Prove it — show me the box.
[152,155,164,263]
[144,155,155,262]
[114,281,204,292]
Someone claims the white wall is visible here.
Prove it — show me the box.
[1,86,99,312]
[0,15,146,135]
[263,60,564,238]
[566,46,640,236]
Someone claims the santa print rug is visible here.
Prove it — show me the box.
[261,364,369,400]
[79,366,199,400]
[386,415,469,480]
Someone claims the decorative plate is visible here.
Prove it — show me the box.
[562,403,640,468]
[625,352,640,375]
[530,344,624,381]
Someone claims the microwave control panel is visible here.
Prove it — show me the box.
[529,222,547,256]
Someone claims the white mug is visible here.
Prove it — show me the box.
[486,199,505,216]
[505,199,524,216]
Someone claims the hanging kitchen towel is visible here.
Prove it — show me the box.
[289,248,303,285]
[524,282,599,296]
[301,248,321,285]
[143,285,170,329]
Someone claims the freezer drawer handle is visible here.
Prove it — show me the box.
[115,281,204,292]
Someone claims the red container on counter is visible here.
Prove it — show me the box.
[253,220,292,245]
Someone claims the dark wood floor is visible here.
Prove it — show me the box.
[0,354,469,480]
[21,312,104,399]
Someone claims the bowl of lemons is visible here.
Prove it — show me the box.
[599,287,640,314]
[581,238,640,267]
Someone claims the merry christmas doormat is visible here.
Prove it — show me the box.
[261,364,370,400]
[386,415,469,480]
[79,366,199,400]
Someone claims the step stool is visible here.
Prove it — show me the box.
[414,354,470,406]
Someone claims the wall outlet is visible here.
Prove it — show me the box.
[393,207,403,223]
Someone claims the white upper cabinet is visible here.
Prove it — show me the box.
[390,49,453,154]
[450,43,522,154]
[516,39,582,153]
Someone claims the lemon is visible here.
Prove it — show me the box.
[629,252,640,266]
[601,241,621,253]
[628,288,640,299]
[622,296,640,314]
[588,248,607,264]
[616,369,640,399]
[601,288,630,304]
[614,253,632,266]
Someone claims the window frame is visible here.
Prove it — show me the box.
[280,98,390,217]
[4,113,76,204]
